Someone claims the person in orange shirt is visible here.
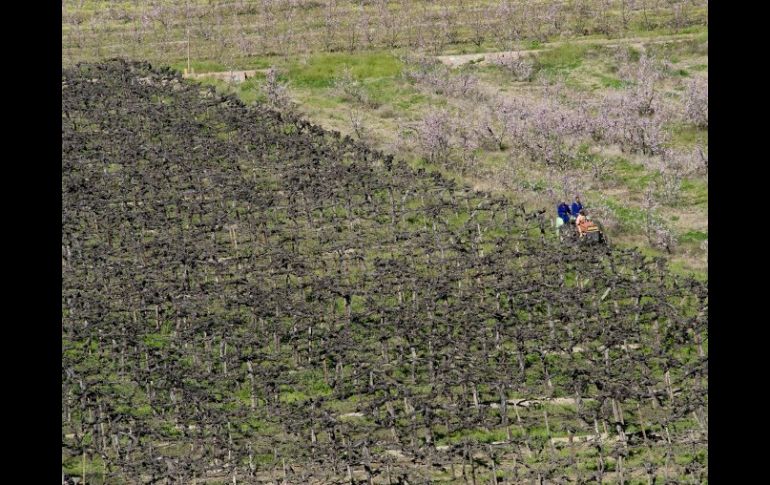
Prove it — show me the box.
[575,209,591,237]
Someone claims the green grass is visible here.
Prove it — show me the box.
[169,56,280,75]
[534,43,592,77]
[63,453,108,484]
[649,247,705,280]
[170,59,228,73]
[679,230,707,244]
[681,179,708,207]
[143,333,170,349]
[195,75,269,105]
[286,51,403,89]
[363,78,424,110]
[598,74,626,89]
[234,76,268,104]
[526,40,544,50]
[646,35,708,60]
[613,158,656,192]
[627,21,708,39]
[669,123,708,148]
[600,196,651,231]
[192,51,416,115]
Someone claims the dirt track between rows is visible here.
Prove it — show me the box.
[435,33,701,68]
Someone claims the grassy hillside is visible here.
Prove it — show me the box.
[62,60,707,484]
[188,32,708,276]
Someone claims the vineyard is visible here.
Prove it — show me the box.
[62,0,709,273]
[62,60,707,484]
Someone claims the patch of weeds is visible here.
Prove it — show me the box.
[598,74,626,88]
[668,123,708,148]
[527,40,543,50]
[171,60,226,73]
[613,157,656,192]
[680,179,708,206]
[440,427,510,445]
[534,43,591,78]
[679,230,707,244]
[287,51,402,89]
[602,196,649,231]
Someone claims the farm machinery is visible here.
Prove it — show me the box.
[556,217,609,247]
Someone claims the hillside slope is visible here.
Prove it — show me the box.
[62,60,707,484]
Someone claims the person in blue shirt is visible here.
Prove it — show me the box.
[557,201,571,224]
[571,196,583,219]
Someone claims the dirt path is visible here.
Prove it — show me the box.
[183,69,266,83]
[436,33,701,68]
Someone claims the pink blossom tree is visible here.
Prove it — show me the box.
[684,77,708,128]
